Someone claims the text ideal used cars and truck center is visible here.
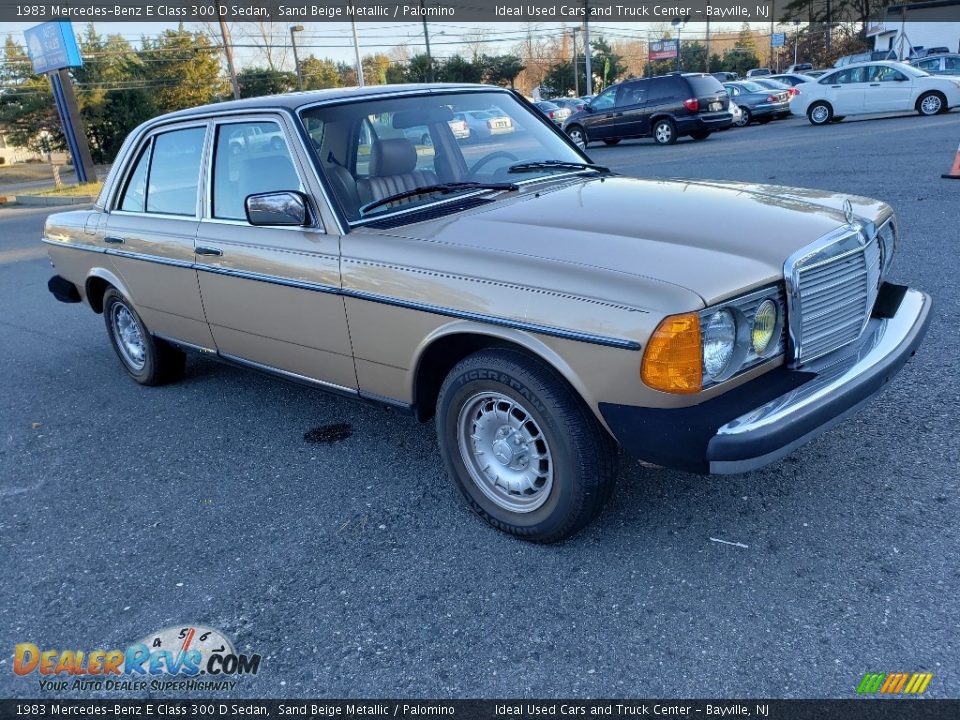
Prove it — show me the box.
[42,83,931,542]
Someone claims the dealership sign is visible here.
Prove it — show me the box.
[649,39,678,61]
[24,21,82,74]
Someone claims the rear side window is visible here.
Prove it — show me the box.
[211,121,304,221]
[145,127,206,216]
[648,77,685,102]
[617,82,647,107]
[685,76,725,96]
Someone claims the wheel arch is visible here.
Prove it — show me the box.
[410,322,598,425]
[85,268,131,314]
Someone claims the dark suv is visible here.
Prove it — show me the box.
[562,73,732,148]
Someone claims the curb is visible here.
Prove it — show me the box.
[9,194,97,207]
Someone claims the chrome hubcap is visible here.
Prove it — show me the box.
[569,129,585,150]
[812,106,828,123]
[457,391,553,513]
[111,304,146,370]
[921,96,941,114]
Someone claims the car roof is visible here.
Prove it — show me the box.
[157,83,505,121]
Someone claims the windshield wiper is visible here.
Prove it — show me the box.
[507,160,611,175]
[358,182,517,218]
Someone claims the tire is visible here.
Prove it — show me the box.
[690,130,711,141]
[435,349,618,543]
[652,118,677,145]
[602,138,621,146]
[566,124,587,150]
[807,101,832,126]
[917,92,945,116]
[735,108,752,127]
[102,288,185,386]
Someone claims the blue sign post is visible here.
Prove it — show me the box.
[24,22,96,185]
[772,33,786,48]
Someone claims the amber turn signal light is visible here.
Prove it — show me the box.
[641,312,703,394]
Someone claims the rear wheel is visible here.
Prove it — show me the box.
[917,92,945,116]
[102,288,185,386]
[566,125,587,150]
[652,119,678,145]
[602,138,621,146]
[690,130,711,141]
[435,349,618,543]
[807,101,832,125]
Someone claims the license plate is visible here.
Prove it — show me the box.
[709,102,722,111]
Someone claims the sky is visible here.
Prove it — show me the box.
[1,19,774,71]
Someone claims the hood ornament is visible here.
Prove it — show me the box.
[843,198,855,225]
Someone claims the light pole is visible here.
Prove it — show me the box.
[794,21,801,66]
[290,25,304,91]
[420,0,433,82]
[671,15,687,72]
[569,27,579,96]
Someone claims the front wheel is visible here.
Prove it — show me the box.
[807,101,832,125]
[103,288,185,386]
[436,349,618,543]
[917,92,945,116]
[566,125,587,150]
[652,119,677,145]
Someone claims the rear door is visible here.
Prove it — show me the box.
[104,123,215,349]
[823,67,868,114]
[612,81,649,137]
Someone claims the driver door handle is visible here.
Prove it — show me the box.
[195,247,222,257]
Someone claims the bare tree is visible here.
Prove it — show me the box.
[239,21,290,71]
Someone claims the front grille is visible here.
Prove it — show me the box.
[787,227,881,365]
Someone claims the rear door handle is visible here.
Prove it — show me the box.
[104,236,124,245]
[831,85,841,88]
[195,247,222,257]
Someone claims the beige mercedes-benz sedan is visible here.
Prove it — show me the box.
[43,83,931,542]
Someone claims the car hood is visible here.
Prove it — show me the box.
[380,176,890,307]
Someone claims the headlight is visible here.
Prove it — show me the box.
[876,217,897,278]
[702,310,737,379]
[751,299,780,355]
[641,286,785,394]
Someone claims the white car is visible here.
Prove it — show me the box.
[729,101,744,127]
[792,61,960,125]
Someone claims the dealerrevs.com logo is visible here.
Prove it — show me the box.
[856,672,934,695]
[13,625,261,692]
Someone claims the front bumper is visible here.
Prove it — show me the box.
[600,285,931,475]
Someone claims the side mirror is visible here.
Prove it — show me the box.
[245,191,308,226]
[583,103,593,113]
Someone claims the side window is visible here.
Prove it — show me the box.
[119,141,151,212]
[946,57,960,70]
[591,86,617,110]
[146,127,206,216]
[872,66,906,82]
[212,121,304,221]
[916,58,938,71]
[617,83,647,107]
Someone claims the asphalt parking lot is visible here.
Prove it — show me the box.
[1,110,958,700]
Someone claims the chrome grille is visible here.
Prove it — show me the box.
[786,226,881,366]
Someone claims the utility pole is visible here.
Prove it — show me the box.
[421,0,433,82]
[350,2,364,87]
[583,1,592,96]
[769,0,775,68]
[569,27,579,96]
[705,7,711,73]
[290,25,304,91]
[218,15,239,99]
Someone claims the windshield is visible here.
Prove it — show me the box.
[737,81,767,93]
[300,91,587,223]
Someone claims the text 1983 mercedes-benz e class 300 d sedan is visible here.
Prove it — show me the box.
[44,84,930,542]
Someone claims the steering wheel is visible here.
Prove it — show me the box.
[466,151,519,180]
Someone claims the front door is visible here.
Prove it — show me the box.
[863,65,914,113]
[193,116,357,393]
[581,86,619,141]
[105,123,215,349]
[613,82,650,138]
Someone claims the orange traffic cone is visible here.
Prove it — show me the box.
[943,141,960,179]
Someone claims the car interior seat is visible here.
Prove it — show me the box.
[357,138,438,208]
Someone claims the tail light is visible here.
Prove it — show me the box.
[788,88,799,96]
[767,95,778,102]
[549,111,555,118]
[683,98,699,112]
